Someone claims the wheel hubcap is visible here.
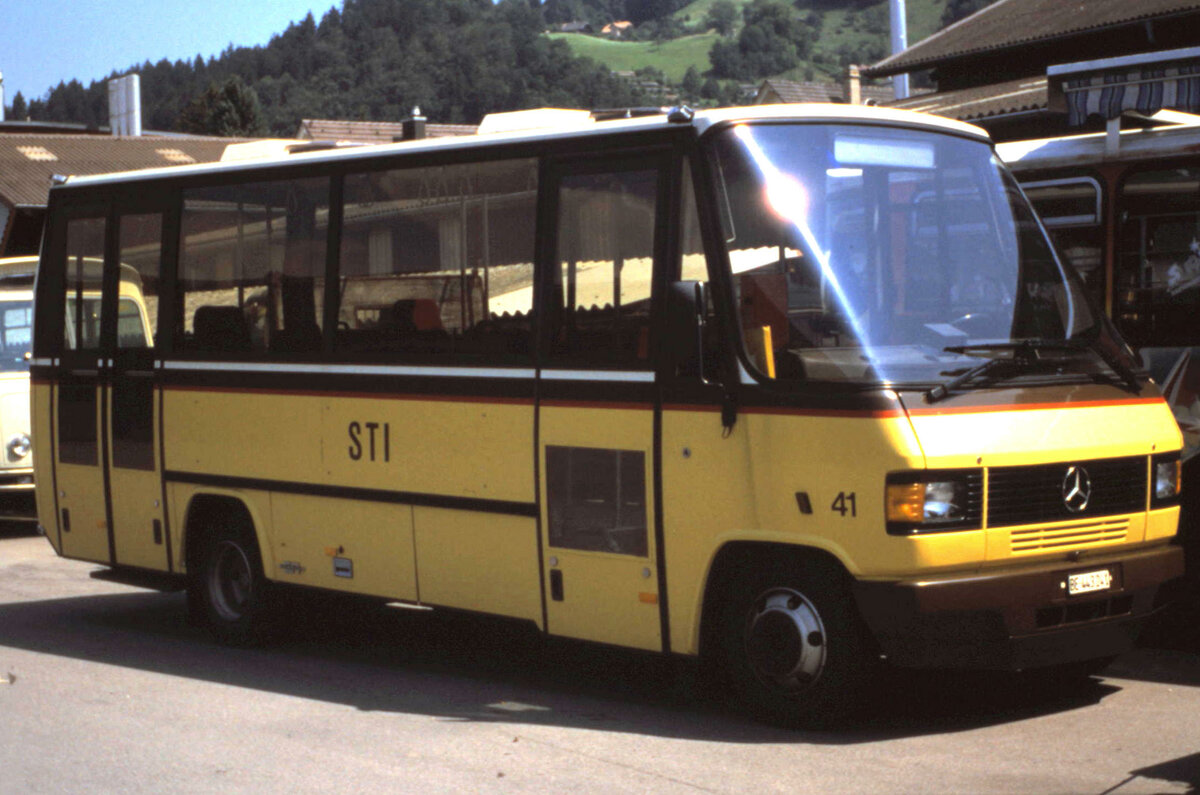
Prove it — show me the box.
[744,588,827,693]
[209,540,253,622]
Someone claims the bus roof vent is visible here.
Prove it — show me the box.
[667,106,695,124]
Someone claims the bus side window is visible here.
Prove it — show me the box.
[336,159,538,360]
[177,178,329,354]
[63,218,106,350]
[117,213,162,349]
[551,168,658,365]
[1116,167,1200,347]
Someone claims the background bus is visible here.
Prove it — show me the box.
[999,123,1200,627]
[0,257,36,520]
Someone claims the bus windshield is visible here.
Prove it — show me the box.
[0,298,33,373]
[710,122,1127,387]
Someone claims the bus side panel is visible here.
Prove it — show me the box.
[660,407,932,656]
[163,389,321,484]
[660,408,756,655]
[318,397,536,502]
[31,380,59,551]
[269,493,417,600]
[413,508,541,623]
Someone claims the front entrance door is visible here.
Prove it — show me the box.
[537,152,667,651]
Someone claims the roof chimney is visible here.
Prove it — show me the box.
[399,106,427,141]
[845,65,862,105]
[108,74,142,136]
[0,72,5,123]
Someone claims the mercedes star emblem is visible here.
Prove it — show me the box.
[1062,465,1092,513]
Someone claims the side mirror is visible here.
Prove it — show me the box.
[667,280,708,379]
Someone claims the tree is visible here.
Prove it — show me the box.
[178,76,266,136]
[9,91,27,120]
[709,0,817,80]
[680,66,703,101]
[705,1,738,36]
[941,0,999,28]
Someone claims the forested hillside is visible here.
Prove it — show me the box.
[6,0,996,136]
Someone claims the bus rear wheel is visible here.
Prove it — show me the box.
[190,522,274,646]
[720,558,876,727]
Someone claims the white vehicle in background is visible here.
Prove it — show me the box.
[0,256,37,520]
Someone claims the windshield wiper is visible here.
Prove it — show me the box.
[926,339,1142,403]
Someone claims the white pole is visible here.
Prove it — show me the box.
[890,0,910,100]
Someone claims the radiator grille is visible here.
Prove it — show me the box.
[1009,517,1130,554]
[988,456,1146,529]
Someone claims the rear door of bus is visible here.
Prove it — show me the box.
[51,197,169,571]
[537,150,669,652]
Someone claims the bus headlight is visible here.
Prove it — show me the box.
[886,470,982,535]
[1153,453,1181,504]
[7,433,31,461]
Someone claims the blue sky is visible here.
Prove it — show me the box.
[3,0,341,105]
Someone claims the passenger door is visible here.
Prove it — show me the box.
[106,208,169,571]
[54,212,111,563]
[51,204,170,571]
[537,152,668,652]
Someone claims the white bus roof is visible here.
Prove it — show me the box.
[998,120,1200,171]
[54,104,991,191]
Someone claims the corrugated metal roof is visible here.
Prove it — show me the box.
[297,119,478,145]
[887,76,1050,121]
[865,0,1200,77]
[0,134,235,208]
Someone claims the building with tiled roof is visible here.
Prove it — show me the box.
[0,125,236,256]
[754,79,895,107]
[296,118,478,146]
[864,0,1200,141]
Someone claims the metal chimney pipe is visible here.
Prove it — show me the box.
[890,0,910,100]
[108,78,124,135]
[1,71,6,123]
[126,74,142,136]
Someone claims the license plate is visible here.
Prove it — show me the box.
[1067,568,1113,596]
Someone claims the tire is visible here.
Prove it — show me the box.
[719,555,878,728]
[189,519,274,646]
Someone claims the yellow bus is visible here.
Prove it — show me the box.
[32,104,1185,725]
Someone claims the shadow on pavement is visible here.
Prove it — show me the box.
[0,581,1135,744]
[0,520,40,539]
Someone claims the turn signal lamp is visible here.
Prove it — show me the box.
[886,470,982,535]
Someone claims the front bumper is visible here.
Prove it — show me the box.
[853,544,1185,670]
[0,467,36,519]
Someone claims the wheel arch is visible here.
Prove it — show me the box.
[181,493,264,577]
[697,541,852,662]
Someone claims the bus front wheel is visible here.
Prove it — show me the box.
[720,557,876,727]
[190,522,273,646]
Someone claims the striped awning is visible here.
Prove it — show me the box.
[1064,62,1200,126]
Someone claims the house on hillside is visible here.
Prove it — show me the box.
[863,0,1200,142]
[601,20,633,38]
[558,21,592,34]
[0,121,235,256]
[754,78,895,107]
